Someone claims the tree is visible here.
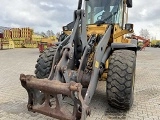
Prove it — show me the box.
[41,32,47,37]
[34,31,40,34]
[139,29,150,39]
[46,30,51,37]
[50,30,55,36]
[56,32,61,38]
[46,30,55,37]
[150,36,156,41]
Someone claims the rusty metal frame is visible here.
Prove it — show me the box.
[20,74,90,120]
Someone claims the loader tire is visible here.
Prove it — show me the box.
[106,50,136,110]
[35,46,57,79]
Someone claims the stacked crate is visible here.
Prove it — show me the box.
[1,40,9,49]
[21,28,35,48]
[32,34,43,42]
[11,28,21,48]
[21,28,33,41]
[32,34,43,48]
[1,30,11,49]
[1,27,41,48]
[0,33,3,49]
[11,28,22,48]
[13,40,22,48]
[3,30,12,39]
[11,28,21,38]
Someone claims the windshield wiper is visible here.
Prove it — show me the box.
[95,11,118,25]
[103,11,118,23]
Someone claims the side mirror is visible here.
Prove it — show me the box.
[63,26,68,31]
[125,23,133,32]
[63,21,75,31]
[126,0,132,8]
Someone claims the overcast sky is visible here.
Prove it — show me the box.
[0,0,160,39]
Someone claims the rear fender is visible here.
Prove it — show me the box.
[111,39,138,52]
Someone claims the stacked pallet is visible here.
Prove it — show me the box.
[3,30,12,39]
[2,27,56,49]
[21,28,33,40]
[11,28,21,38]
[2,27,34,48]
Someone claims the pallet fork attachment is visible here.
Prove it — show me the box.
[20,74,90,120]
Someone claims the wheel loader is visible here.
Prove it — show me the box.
[20,0,137,119]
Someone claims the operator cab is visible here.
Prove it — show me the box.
[85,0,124,27]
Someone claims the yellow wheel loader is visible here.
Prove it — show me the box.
[20,0,137,119]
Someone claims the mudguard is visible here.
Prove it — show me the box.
[111,39,137,52]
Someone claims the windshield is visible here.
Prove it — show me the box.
[85,0,123,26]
